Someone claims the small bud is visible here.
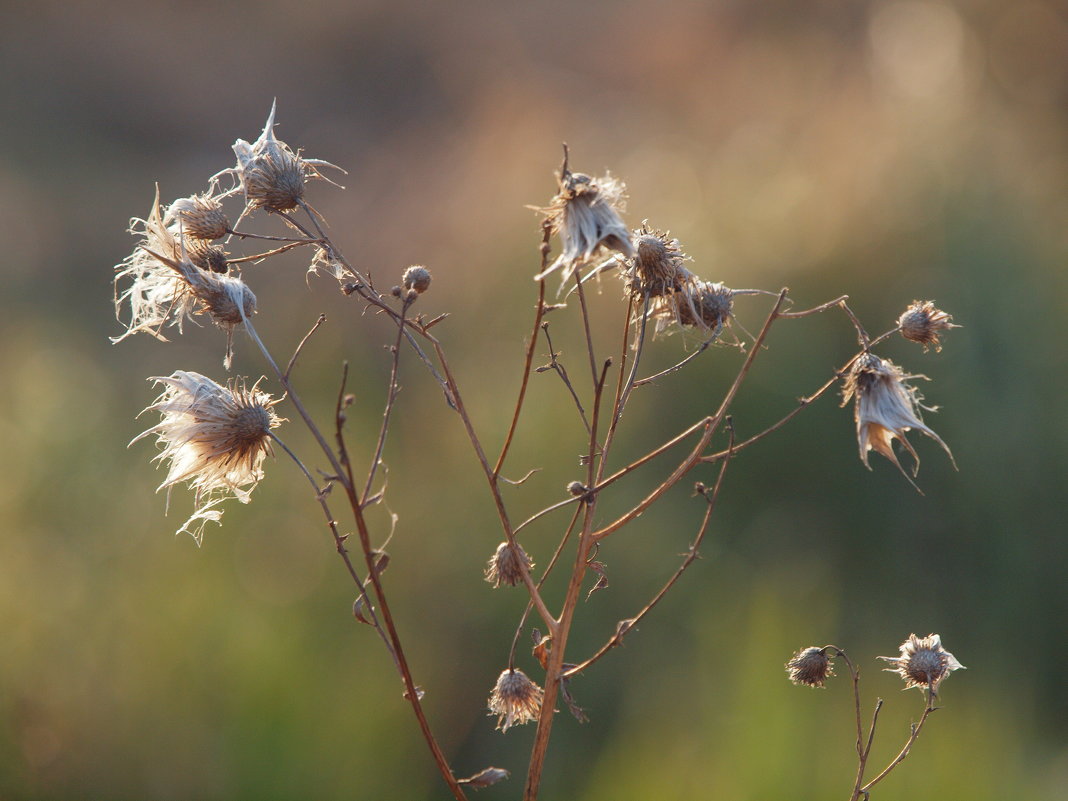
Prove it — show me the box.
[390,285,403,298]
[487,668,544,731]
[785,647,835,687]
[485,541,534,588]
[402,265,432,294]
[567,481,587,496]
[878,634,964,693]
[898,300,958,352]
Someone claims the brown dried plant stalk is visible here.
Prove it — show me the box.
[114,109,962,800]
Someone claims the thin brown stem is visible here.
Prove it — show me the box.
[593,289,790,541]
[565,419,735,678]
[858,690,937,797]
[227,240,312,264]
[284,314,326,381]
[494,228,551,477]
[362,297,413,503]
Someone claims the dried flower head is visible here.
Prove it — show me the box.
[188,242,229,274]
[785,646,835,688]
[534,167,635,285]
[841,353,955,488]
[487,668,544,732]
[898,300,958,352]
[164,193,231,241]
[649,280,734,338]
[402,265,432,294]
[132,371,283,543]
[113,188,256,351]
[879,633,964,693]
[625,224,694,297]
[215,101,345,213]
[484,541,534,588]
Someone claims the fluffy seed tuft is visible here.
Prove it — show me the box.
[484,542,534,588]
[131,371,283,543]
[487,668,544,732]
[402,265,432,294]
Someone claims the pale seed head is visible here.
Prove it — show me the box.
[841,353,955,487]
[879,633,964,693]
[487,668,544,732]
[898,300,958,352]
[402,265,432,294]
[626,224,694,297]
[534,167,635,285]
[785,647,835,688]
[484,541,534,588]
[132,371,283,543]
[165,193,231,241]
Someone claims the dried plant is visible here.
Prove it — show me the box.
[113,106,965,800]
[786,636,965,800]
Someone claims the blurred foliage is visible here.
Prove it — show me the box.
[1,0,1066,798]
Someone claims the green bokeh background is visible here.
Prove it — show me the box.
[2,1,1066,798]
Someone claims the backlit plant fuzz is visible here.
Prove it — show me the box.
[484,541,534,588]
[215,100,346,212]
[785,647,835,687]
[879,634,964,693]
[534,167,635,285]
[165,193,231,242]
[487,669,544,732]
[113,188,256,354]
[840,353,955,488]
[132,371,282,543]
[898,300,958,352]
[625,224,695,297]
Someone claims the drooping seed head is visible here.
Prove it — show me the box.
[402,265,432,294]
[898,300,958,352]
[785,647,835,688]
[484,541,534,588]
[487,668,544,732]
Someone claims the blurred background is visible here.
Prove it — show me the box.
[1,0,1066,798]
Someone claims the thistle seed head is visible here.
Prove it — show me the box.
[626,224,694,297]
[484,541,534,588]
[487,668,544,732]
[879,633,964,693]
[132,371,283,543]
[402,265,432,294]
[217,101,346,213]
[898,300,958,352]
[534,166,635,286]
[164,193,231,241]
[785,647,835,688]
[841,353,955,487]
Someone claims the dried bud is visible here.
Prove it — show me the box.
[402,265,432,294]
[534,167,634,285]
[898,300,958,352]
[484,541,534,588]
[785,647,835,687]
[165,193,230,241]
[131,371,282,543]
[567,481,587,496]
[487,668,544,731]
[626,224,694,297]
[879,634,964,693]
[841,353,955,488]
